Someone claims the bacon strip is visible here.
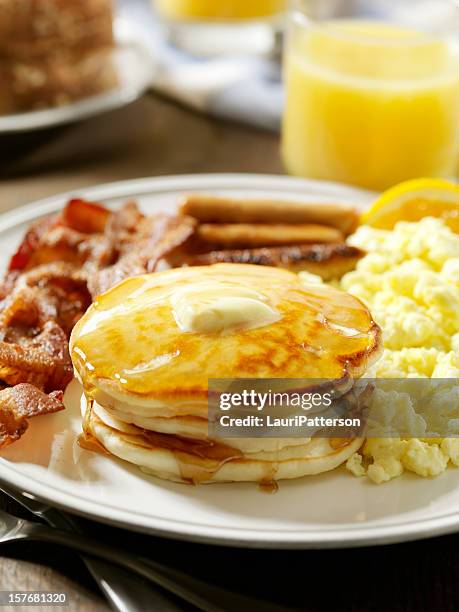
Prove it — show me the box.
[89,214,196,297]
[0,198,199,448]
[0,384,64,449]
[0,321,73,392]
[60,198,111,234]
[0,199,109,447]
[8,216,56,273]
[1,264,91,336]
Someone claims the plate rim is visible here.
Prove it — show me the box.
[3,171,457,550]
[0,172,374,228]
[3,458,459,549]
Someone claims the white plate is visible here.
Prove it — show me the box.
[1,173,459,549]
[0,18,154,133]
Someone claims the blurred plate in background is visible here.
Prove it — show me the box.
[0,18,154,134]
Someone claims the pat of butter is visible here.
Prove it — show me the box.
[298,271,323,285]
[171,281,280,334]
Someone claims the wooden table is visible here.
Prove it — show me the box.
[1,93,459,612]
[0,93,282,212]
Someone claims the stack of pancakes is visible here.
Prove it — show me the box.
[0,0,116,114]
[70,264,382,485]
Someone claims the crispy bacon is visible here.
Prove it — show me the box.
[60,198,111,234]
[0,197,198,448]
[0,321,73,392]
[1,263,91,337]
[89,214,196,296]
[0,199,112,447]
[0,384,64,449]
[104,201,144,251]
[7,198,111,274]
[8,216,56,272]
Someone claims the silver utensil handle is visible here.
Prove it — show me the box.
[24,522,223,612]
[0,488,182,612]
[22,522,279,612]
[32,507,183,612]
[84,559,183,612]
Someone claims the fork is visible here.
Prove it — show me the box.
[0,507,212,609]
[0,482,182,612]
[0,503,280,612]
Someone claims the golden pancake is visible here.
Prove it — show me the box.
[71,264,381,485]
[71,264,381,407]
[93,401,313,453]
[85,397,363,484]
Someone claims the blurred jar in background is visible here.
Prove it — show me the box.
[155,0,286,55]
[282,0,459,191]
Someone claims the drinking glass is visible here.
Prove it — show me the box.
[282,0,459,190]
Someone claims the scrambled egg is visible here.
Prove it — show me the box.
[339,218,459,483]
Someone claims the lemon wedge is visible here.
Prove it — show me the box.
[361,178,459,232]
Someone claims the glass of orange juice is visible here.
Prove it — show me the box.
[154,0,286,55]
[282,0,459,191]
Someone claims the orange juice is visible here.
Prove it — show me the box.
[282,20,459,190]
[156,0,285,21]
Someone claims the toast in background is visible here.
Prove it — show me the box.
[0,0,116,114]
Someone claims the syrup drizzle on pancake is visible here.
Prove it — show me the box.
[77,400,110,455]
[70,265,381,398]
[141,430,243,484]
[259,480,279,494]
[81,400,243,484]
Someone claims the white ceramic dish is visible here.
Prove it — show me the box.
[0,18,153,134]
[1,173,459,549]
